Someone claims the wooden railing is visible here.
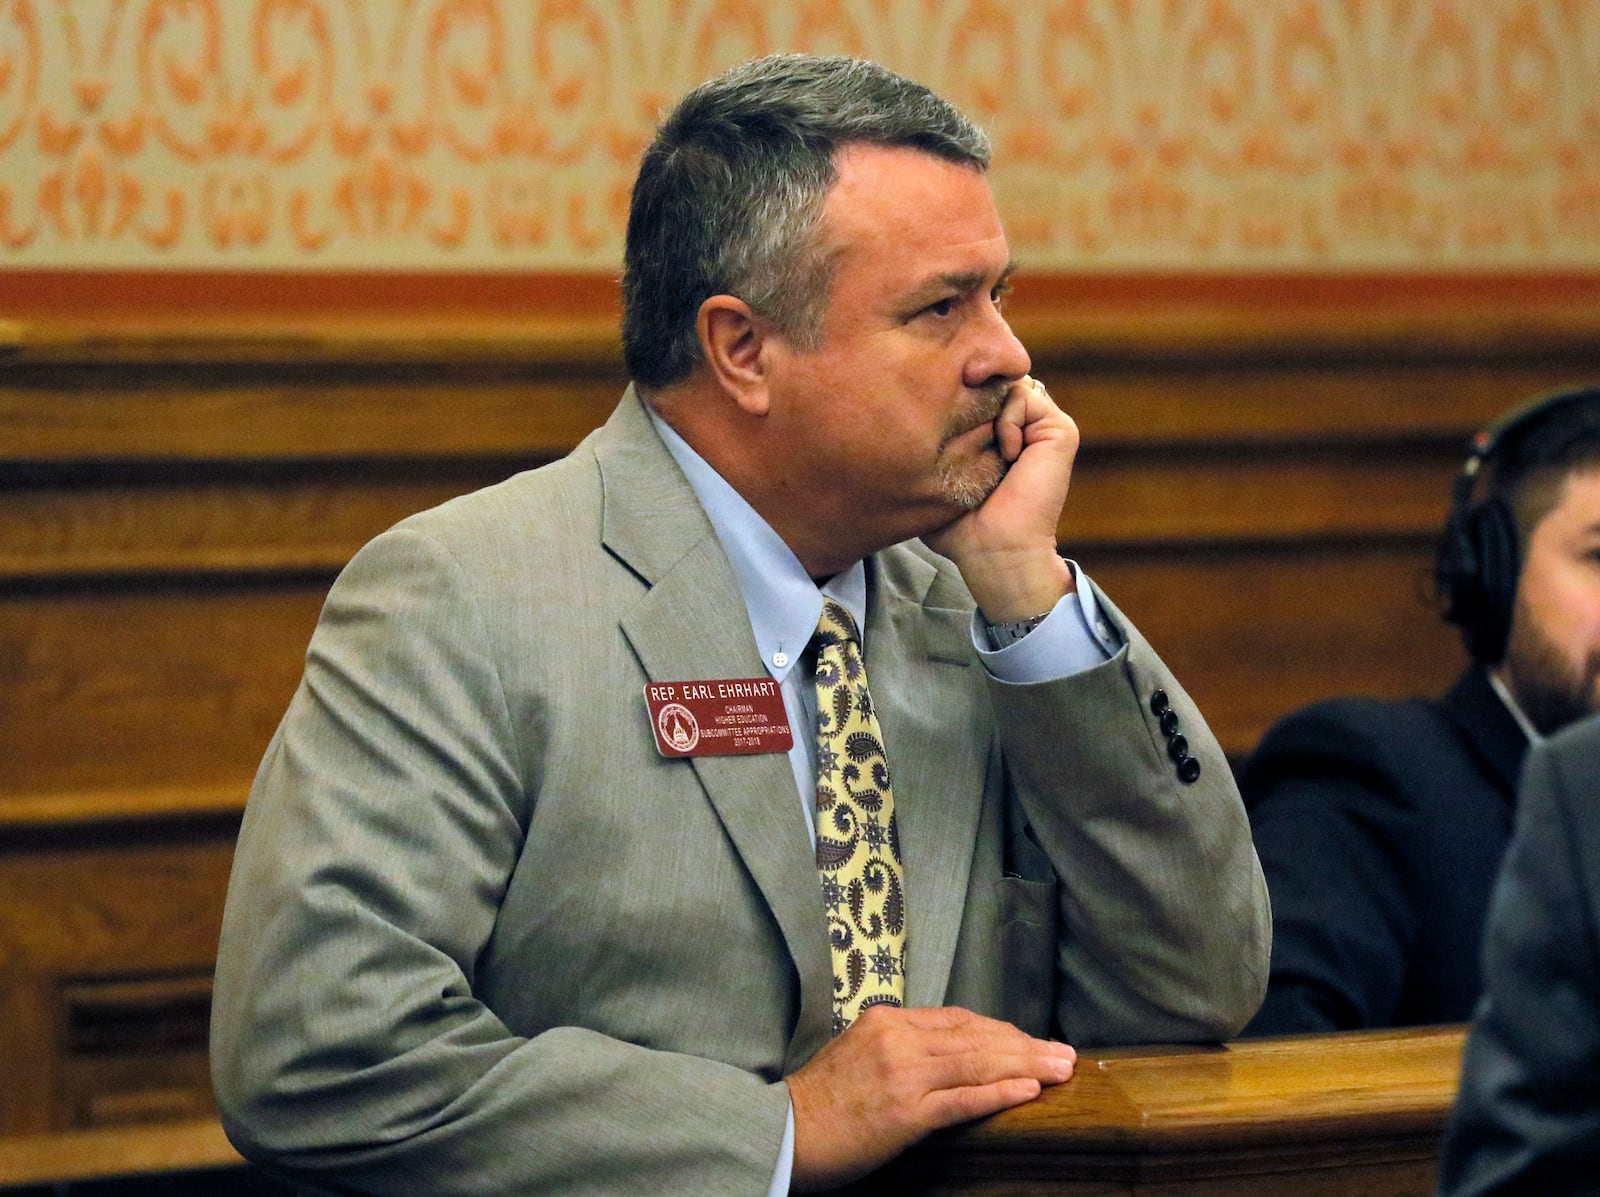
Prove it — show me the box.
[901,1026,1466,1194]
[0,1028,1466,1194]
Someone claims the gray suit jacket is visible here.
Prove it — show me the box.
[211,389,1269,1196]
[1438,714,1600,1195]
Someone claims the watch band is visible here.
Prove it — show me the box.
[984,611,1050,650]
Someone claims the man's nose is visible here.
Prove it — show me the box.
[965,304,1031,388]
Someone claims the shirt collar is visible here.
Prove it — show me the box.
[1487,668,1544,747]
[647,405,866,683]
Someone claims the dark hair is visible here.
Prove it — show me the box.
[1435,386,1600,661]
[1484,389,1600,538]
[621,54,991,390]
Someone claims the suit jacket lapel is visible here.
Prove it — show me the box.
[595,391,835,1066]
[864,550,987,1011]
[1445,665,1530,801]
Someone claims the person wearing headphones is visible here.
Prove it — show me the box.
[1239,385,1600,1036]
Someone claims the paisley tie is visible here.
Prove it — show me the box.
[812,600,907,1034]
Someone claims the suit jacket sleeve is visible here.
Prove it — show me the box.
[1438,719,1600,1196]
[210,527,790,1197]
[1237,701,1425,1034]
[985,581,1272,1045]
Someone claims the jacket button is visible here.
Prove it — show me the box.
[1149,689,1169,716]
[1178,756,1202,784]
[1159,708,1181,737]
[1167,733,1189,762]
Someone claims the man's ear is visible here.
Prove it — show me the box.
[697,294,771,417]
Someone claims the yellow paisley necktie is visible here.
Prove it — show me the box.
[812,600,907,1034]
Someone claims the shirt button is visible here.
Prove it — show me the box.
[772,651,789,669]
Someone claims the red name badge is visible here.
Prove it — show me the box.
[644,678,794,757]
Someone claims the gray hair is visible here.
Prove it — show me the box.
[621,54,991,389]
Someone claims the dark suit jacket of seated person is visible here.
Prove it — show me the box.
[1240,385,1600,1036]
[208,54,1270,1197]
[1437,713,1600,1195]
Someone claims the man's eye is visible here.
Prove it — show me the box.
[925,297,957,318]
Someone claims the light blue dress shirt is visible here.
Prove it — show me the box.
[646,407,1119,1192]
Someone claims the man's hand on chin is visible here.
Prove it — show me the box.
[923,376,1079,623]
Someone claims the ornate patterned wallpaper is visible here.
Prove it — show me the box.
[1,0,1598,272]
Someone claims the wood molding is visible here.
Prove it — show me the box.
[5,297,1598,813]
[0,783,249,831]
[5,290,1600,359]
[0,1028,1465,1191]
[0,1118,244,1188]
[902,1026,1466,1191]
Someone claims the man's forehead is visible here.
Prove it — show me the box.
[820,145,1010,275]
[825,144,1000,221]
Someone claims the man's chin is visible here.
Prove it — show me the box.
[936,453,1005,511]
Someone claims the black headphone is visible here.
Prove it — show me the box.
[1437,383,1600,663]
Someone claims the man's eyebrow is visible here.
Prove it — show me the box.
[914,260,1021,299]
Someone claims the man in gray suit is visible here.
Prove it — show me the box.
[1438,713,1600,1194]
[211,54,1269,1195]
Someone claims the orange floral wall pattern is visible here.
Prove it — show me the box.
[2,0,1598,271]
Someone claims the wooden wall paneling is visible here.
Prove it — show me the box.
[0,376,620,464]
[1064,441,1462,545]
[0,978,57,1135]
[0,332,628,820]
[0,471,500,579]
[0,585,325,801]
[0,323,626,464]
[0,1117,249,1189]
[1086,544,1466,755]
[0,826,236,1133]
[0,327,626,1135]
[0,830,233,971]
[0,301,1597,1145]
[57,973,217,1128]
[1022,326,1600,752]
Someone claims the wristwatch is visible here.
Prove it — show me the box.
[983,611,1050,650]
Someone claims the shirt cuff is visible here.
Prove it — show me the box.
[972,560,1121,684]
[768,1101,795,1197]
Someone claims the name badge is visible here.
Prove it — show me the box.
[644,678,794,758]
